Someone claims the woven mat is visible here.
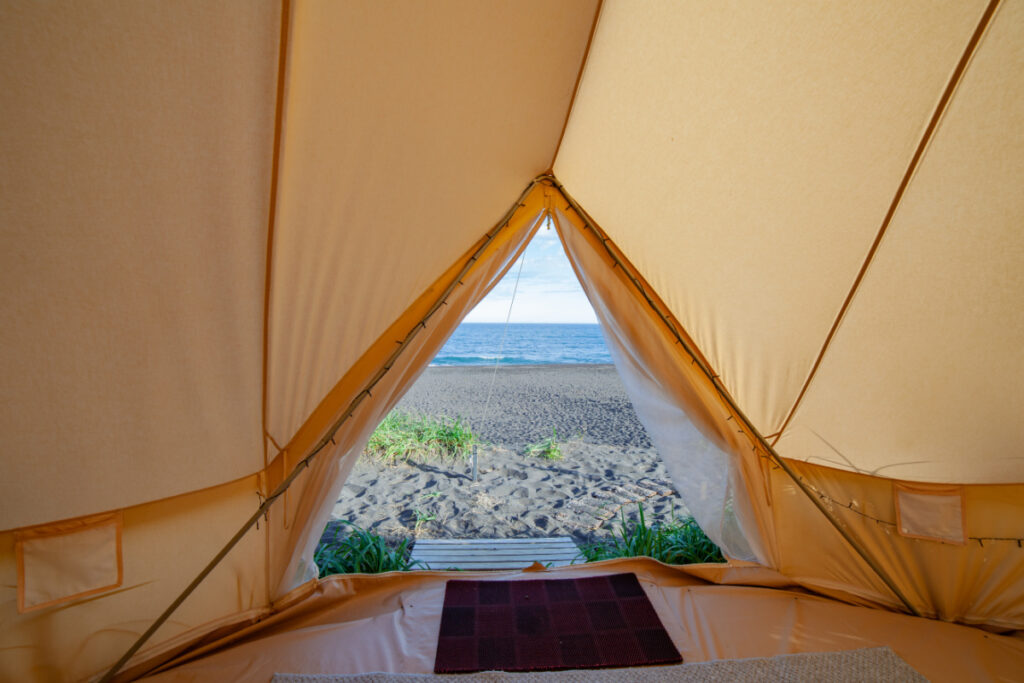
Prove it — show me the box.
[272,646,925,683]
[434,574,681,673]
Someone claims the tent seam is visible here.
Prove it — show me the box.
[262,0,293,471]
[547,0,604,173]
[260,0,294,630]
[769,0,1003,449]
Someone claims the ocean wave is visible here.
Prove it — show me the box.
[430,323,613,366]
[431,355,534,366]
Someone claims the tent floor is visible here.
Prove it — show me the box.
[142,559,1024,682]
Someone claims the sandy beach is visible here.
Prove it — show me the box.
[328,365,687,548]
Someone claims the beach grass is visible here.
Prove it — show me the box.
[315,521,421,576]
[525,427,563,460]
[579,504,725,565]
[413,508,437,533]
[364,411,477,465]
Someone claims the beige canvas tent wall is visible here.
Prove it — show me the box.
[1,1,1022,681]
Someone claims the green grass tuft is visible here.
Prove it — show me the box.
[413,508,437,533]
[578,504,725,565]
[364,411,478,465]
[525,427,562,460]
[315,521,422,576]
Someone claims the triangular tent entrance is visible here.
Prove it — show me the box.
[3,2,1023,681]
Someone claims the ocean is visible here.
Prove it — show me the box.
[431,323,612,366]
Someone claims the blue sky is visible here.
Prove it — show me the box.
[463,219,598,324]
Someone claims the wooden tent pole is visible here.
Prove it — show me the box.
[98,178,542,683]
[544,174,923,618]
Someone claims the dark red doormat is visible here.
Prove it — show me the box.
[434,573,682,673]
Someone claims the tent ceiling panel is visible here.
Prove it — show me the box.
[0,1,280,529]
[265,0,598,445]
[777,1,1024,483]
[554,0,988,437]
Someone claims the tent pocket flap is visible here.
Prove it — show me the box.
[15,511,123,613]
[895,484,966,545]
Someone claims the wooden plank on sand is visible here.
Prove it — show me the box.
[411,537,580,570]
[413,549,577,558]
[413,545,577,554]
[414,538,575,545]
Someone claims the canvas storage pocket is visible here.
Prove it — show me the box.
[15,511,123,613]
[894,484,966,545]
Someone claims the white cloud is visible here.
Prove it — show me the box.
[463,223,598,324]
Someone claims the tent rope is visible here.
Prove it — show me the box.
[545,174,924,618]
[473,237,530,480]
[97,177,543,683]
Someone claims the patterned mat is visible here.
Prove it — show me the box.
[433,574,681,673]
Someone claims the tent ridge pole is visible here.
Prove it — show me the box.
[99,176,542,683]
[544,175,922,618]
